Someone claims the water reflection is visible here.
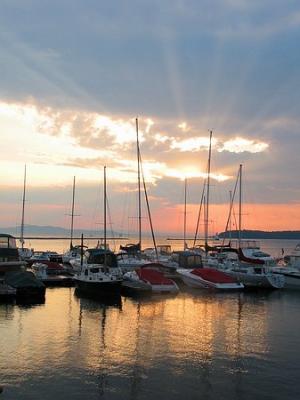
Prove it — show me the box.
[0,288,299,399]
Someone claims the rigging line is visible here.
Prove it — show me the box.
[193,177,206,248]
[205,131,213,253]
[20,164,26,249]
[221,166,240,247]
[233,205,238,234]
[106,195,116,251]
[139,149,158,260]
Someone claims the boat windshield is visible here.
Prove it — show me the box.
[0,236,16,248]
[157,245,172,255]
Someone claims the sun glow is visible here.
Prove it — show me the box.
[164,167,231,182]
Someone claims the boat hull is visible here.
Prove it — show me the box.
[177,269,244,290]
[74,278,122,296]
[226,270,285,289]
[273,271,300,289]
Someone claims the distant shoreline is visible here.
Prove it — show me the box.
[219,230,300,240]
[1,225,300,240]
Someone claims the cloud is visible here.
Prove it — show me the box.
[218,138,269,153]
[169,135,269,154]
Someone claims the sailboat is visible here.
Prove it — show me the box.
[62,177,86,265]
[74,167,123,297]
[118,118,148,272]
[177,131,244,291]
[217,165,285,289]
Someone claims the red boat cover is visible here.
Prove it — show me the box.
[35,261,64,271]
[191,268,237,283]
[137,268,174,285]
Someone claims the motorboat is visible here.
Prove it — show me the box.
[177,267,244,290]
[272,265,300,289]
[62,245,87,265]
[0,234,27,275]
[223,263,285,289]
[282,243,300,268]
[18,247,34,261]
[123,265,179,294]
[213,241,285,289]
[230,240,276,266]
[27,251,63,267]
[31,261,74,286]
[117,252,152,273]
[74,248,123,296]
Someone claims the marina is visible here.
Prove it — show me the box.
[1,234,300,398]
[1,1,300,398]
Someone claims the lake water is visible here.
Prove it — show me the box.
[23,237,300,259]
[1,287,300,400]
[1,238,300,399]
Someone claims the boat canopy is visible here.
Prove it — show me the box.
[137,268,174,285]
[191,268,237,283]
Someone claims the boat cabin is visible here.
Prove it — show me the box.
[156,245,172,255]
[84,248,118,268]
[0,234,19,262]
[171,251,203,269]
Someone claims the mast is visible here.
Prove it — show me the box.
[20,164,27,249]
[238,164,242,248]
[136,117,142,251]
[104,166,107,266]
[183,177,187,250]
[193,178,206,248]
[229,190,232,240]
[70,176,76,250]
[205,131,213,254]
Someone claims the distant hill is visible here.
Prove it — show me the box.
[0,225,126,238]
[219,230,300,240]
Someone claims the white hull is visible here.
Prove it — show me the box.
[273,270,300,289]
[177,269,244,290]
[226,270,285,289]
[124,270,179,294]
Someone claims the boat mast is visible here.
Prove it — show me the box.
[229,190,232,240]
[238,164,242,248]
[193,178,206,248]
[136,117,142,251]
[70,176,76,250]
[183,177,187,250]
[104,166,107,267]
[20,164,27,249]
[205,131,213,254]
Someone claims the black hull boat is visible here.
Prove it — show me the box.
[75,279,122,298]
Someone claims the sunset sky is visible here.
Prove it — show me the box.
[1,0,300,236]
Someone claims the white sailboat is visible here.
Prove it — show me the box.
[177,131,244,291]
[219,165,285,289]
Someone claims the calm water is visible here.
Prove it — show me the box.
[1,287,300,400]
[1,238,300,399]
[24,237,300,258]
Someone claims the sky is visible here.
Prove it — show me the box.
[1,0,300,237]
